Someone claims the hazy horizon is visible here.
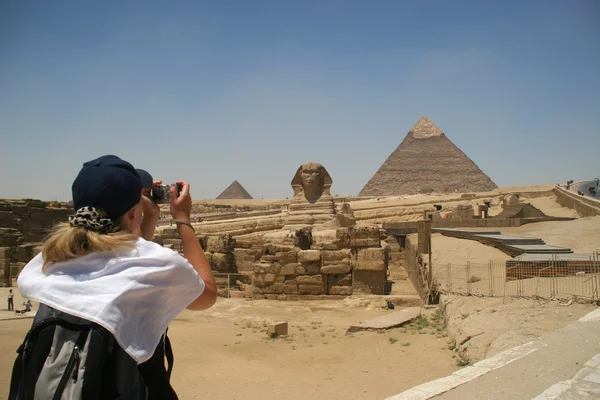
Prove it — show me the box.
[1,1,599,201]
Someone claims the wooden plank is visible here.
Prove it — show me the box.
[347,306,421,333]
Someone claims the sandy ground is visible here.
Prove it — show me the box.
[521,194,580,218]
[430,233,511,268]
[0,290,460,400]
[440,294,596,363]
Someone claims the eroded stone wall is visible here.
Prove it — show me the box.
[0,199,71,285]
[154,225,390,300]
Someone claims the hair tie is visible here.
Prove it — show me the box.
[68,206,114,234]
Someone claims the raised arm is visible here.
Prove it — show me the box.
[169,181,217,310]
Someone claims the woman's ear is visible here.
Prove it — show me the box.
[127,209,136,221]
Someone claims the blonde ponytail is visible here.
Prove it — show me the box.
[41,222,138,273]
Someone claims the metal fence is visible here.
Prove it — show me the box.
[213,272,254,298]
[433,253,600,303]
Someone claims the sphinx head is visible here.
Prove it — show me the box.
[291,163,333,203]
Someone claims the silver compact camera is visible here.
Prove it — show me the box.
[151,184,182,204]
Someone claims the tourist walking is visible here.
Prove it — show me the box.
[9,155,217,399]
[7,289,13,311]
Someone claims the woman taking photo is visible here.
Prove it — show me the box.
[10,155,217,399]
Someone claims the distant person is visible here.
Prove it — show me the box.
[14,300,32,315]
[595,178,599,188]
[7,289,13,311]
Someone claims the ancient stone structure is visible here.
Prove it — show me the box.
[0,199,71,286]
[284,163,336,229]
[154,162,389,299]
[502,193,520,208]
[447,202,475,219]
[216,181,253,200]
[359,116,498,196]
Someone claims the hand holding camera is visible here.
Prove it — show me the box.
[169,181,192,222]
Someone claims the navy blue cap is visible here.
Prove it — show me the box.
[135,169,153,189]
[72,155,142,221]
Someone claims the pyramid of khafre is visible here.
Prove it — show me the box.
[216,181,253,199]
[359,116,497,196]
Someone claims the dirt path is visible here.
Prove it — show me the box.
[0,298,459,400]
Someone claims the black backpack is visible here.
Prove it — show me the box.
[9,304,177,400]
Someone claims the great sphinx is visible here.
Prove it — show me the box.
[282,162,353,230]
[291,163,333,203]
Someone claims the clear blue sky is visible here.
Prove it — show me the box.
[1,0,598,201]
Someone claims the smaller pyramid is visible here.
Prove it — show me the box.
[216,181,253,200]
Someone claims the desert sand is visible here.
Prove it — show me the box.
[0,291,459,400]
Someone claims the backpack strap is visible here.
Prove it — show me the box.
[164,333,174,380]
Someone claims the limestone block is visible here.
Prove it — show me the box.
[264,244,295,255]
[298,284,325,295]
[235,260,253,272]
[0,247,9,262]
[252,274,270,288]
[0,229,24,247]
[267,322,288,337]
[336,228,350,248]
[328,286,352,295]
[294,265,306,275]
[321,264,352,274]
[283,279,299,294]
[211,253,235,272]
[298,250,321,263]
[234,248,255,272]
[296,275,324,285]
[276,250,297,266]
[268,263,281,275]
[322,249,351,264]
[265,283,285,295]
[16,244,37,263]
[261,254,279,263]
[329,273,352,286]
[349,226,380,248]
[280,263,299,276]
[354,247,386,271]
[161,227,178,237]
[206,234,235,254]
[253,262,272,274]
[234,248,252,261]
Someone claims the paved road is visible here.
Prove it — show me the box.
[386,309,600,400]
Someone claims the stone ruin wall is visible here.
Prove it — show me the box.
[153,225,390,300]
[0,199,72,286]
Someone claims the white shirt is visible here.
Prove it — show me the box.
[18,238,205,364]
